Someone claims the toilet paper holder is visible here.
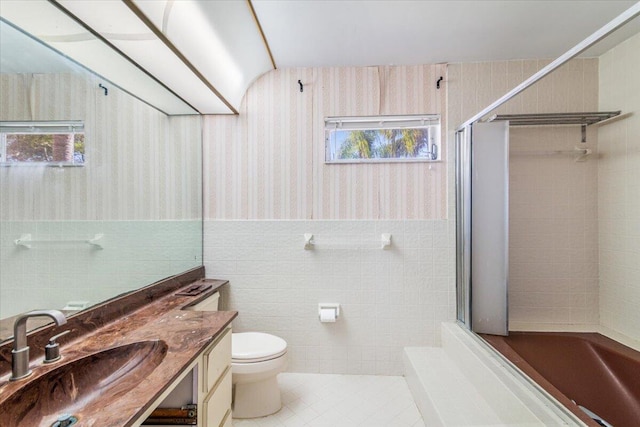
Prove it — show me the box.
[318,303,340,322]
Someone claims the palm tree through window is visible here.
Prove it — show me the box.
[325,115,440,163]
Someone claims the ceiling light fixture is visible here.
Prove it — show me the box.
[1,0,275,115]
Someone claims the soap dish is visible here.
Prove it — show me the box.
[176,283,213,296]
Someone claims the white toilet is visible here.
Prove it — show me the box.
[231,332,288,419]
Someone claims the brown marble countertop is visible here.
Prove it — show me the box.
[0,270,236,427]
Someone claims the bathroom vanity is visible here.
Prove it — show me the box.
[140,326,233,427]
[143,291,232,427]
[0,268,236,427]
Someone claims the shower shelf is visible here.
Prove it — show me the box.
[14,233,104,249]
[487,111,621,126]
[486,111,621,144]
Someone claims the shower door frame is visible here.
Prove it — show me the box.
[456,123,510,335]
[455,126,471,326]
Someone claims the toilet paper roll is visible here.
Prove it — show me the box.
[319,308,337,322]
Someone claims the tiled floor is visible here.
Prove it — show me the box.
[232,373,426,427]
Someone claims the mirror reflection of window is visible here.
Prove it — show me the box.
[0,122,85,166]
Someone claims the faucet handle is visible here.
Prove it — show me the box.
[49,330,71,343]
[44,330,70,363]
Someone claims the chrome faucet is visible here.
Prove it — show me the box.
[11,310,67,381]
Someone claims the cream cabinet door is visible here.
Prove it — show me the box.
[203,368,232,427]
[221,410,233,427]
[203,328,231,393]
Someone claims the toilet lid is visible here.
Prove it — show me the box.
[232,332,287,362]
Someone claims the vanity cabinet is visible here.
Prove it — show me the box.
[199,328,232,427]
[140,291,232,427]
[140,326,232,427]
[194,291,232,427]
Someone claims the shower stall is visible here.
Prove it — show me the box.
[454,4,640,426]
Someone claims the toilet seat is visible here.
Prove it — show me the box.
[232,332,287,363]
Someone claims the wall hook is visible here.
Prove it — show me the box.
[98,83,108,96]
[298,80,303,92]
[436,76,443,89]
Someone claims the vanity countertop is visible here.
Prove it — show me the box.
[0,271,236,426]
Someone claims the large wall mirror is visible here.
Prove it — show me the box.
[0,18,202,340]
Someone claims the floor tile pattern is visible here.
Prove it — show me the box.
[233,373,425,427]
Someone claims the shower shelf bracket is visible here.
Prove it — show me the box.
[14,233,105,249]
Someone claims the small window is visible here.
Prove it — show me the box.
[325,115,440,163]
[0,121,85,166]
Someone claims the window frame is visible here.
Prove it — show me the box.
[324,114,441,164]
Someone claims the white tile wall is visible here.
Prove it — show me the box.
[204,219,456,375]
[0,220,201,319]
[598,31,640,342]
[508,126,600,327]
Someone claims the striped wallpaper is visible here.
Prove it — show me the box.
[447,58,599,127]
[0,72,201,221]
[204,64,448,220]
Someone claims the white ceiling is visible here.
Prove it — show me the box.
[2,1,638,115]
[252,0,639,67]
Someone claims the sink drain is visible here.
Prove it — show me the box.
[51,414,78,427]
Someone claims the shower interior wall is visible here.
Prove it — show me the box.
[598,32,640,342]
[507,58,601,330]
